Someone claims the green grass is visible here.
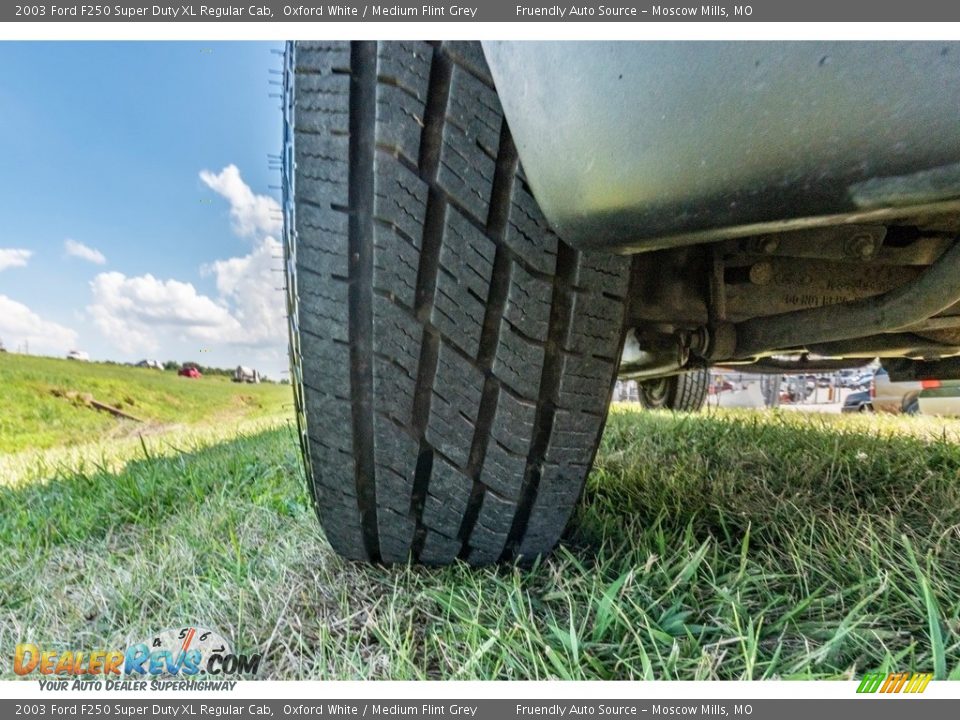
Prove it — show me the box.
[2,407,959,680]
[0,353,290,453]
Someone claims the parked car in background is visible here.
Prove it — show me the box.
[838,368,871,388]
[710,377,735,395]
[838,370,858,387]
[781,376,815,404]
[178,367,202,379]
[613,379,640,402]
[708,370,781,408]
[871,368,921,414]
[233,365,261,384]
[66,350,89,361]
[841,390,873,413]
[917,379,960,417]
[136,359,164,370]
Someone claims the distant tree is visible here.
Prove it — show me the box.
[176,361,235,376]
[162,359,268,378]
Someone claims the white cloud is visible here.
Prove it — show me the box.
[199,164,282,239]
[88,235,286,356]
[88,166,286,370]
[0,248,32,272]
[87,272,242,354]
[64,238,107,265]
[0,295,78,355]
[202,235,287,344]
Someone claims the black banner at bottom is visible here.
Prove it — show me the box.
[2,699,956,720]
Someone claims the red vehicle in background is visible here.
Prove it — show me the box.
[178,367,201,379]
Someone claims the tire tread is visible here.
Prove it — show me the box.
[289,41,629,564]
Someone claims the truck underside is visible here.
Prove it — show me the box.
[481,41,960,384]
[285,40,960,564]
[620,213,960,384]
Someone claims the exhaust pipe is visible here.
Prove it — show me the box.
[733,238,960,359]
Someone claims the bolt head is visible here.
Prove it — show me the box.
[757,237,779,254]
[847,233,876,258]
[749,261,773,285]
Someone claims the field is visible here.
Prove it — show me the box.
[3,383,960,679]
[0,353,290,454]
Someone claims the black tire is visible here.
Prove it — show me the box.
[637,368,709,412]
[284,41,630,565]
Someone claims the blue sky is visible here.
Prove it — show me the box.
[0,41,289,376]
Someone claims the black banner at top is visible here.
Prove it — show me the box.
[5,0,960,22]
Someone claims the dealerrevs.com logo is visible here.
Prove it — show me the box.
[14,626,261,690]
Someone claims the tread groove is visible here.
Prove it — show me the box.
[348,41,381,562]
[409,45,454,561]
[290,41,630,566]
[389,148,560,285]
[457,121,519,561]
[501,242,579,561]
